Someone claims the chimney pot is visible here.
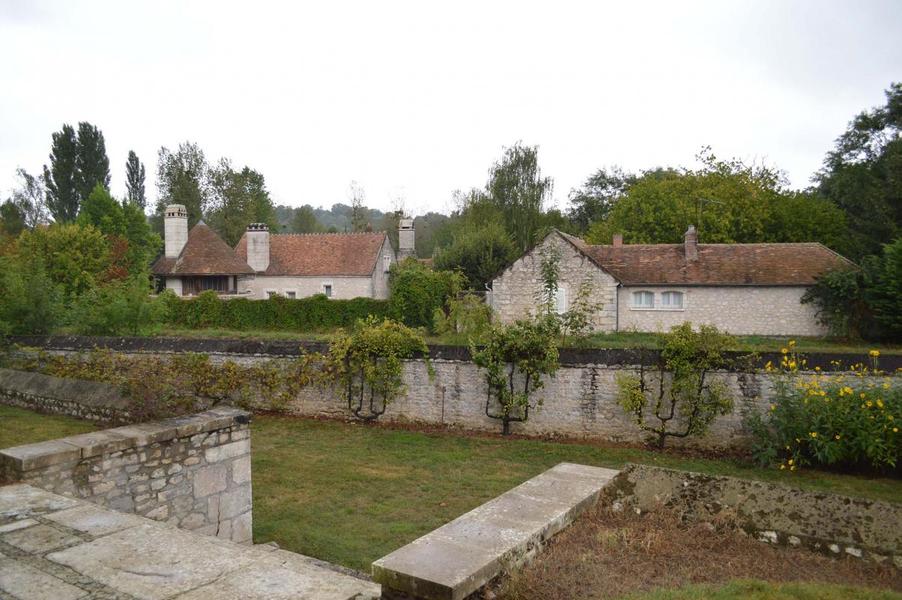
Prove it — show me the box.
[612,233,623,247]
[684,225,698,262]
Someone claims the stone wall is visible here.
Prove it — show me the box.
[603,464,902,566]
[617,285,828,337]
[0,407,254,544]
[0,367,130,423]
[490,232,619,331]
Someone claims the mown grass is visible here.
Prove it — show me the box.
[249,415,902,572]
[623,580,902,600]
[150,326,902,355]
[0,405,97,448]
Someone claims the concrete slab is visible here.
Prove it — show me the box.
[372,463,618,600]
[1,523,82,553]
[0,484,78,518]
[0,555,87,600]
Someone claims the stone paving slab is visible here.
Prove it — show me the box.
[0,484,379,600]
[372,463,619,600]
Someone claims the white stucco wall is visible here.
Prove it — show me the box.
[617,285,828,336]
[491,234,619,331]
[165,277,182,296]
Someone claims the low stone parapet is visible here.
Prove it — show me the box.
[0,407,254,544]
[372,463,619,600]
[0,367,130,423]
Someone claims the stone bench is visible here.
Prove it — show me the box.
[372,462,619,600]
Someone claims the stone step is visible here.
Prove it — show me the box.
[371,462,619,600]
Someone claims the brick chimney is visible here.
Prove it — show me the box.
[246,223,270,272]
[612,233,623,247]
[684,225,698,262]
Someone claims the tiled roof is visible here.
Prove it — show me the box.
[235,231,387,276]
[559,232,855,286]
[152,222,255,276]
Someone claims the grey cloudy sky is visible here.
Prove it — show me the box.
[1,0,900,217]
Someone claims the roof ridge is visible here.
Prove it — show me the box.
[271,231,387,237]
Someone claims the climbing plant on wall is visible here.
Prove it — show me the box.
[325,316,432,421]
[470,318,560,435]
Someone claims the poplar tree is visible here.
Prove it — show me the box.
[43,124,79,222]
[75,122,111,203]
[125,150,146,208]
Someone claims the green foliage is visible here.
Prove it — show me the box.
[9,168,48,230]
[15,223,113,297]
[206,161,278,245]
[432,222,516,290]
[470,319,560,435]
[74,122,110,203]
[801,268,869,338]
[155,142,210,228]
[617,323,735,448]
[749,357,900,472]
[43,124,79,222]
[161,290,390,331]
[290,205,323,233]
[433,293,492,343]
[0,256,61,335]
[487,142,554,253]
[388,259,463,330]
[0,200,25,237]
[325,316,432,420]
[584,150,849,254]
[567,166,636,232]
[67,278,167,336]
[125,150,147,209]
[867,238,902,339]
[816,83,902,260]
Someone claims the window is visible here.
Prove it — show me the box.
[383,254,392,272]
[661,291,684,309]
[323,283,333,298]
[266,290,278,299]
[632,291,654,309]
[554,286,568,314]
[285,291,296,299]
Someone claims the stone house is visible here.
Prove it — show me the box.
[152,204,411,300]
[489,227,856,336]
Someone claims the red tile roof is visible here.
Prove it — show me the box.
[152,222,255,276]
[235,232,387,276]
[559,232,855,286]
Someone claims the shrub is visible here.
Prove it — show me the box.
[388,259,462,331]
[0,256,62,335]
[161,291,390,331]
[616,323,736,448]
[749,346,901,471]
[433,222,517,290]
[470,318,560,435]
[433,292,492,343]
[67,277,167,336]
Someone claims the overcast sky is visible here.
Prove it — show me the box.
[1,0,900,217]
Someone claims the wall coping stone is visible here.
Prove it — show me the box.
[1,407,250,472]
[8,334,899,371]
[372,463,619,600]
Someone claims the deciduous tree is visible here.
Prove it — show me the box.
[206,160,277,245]
[155,142,210,228]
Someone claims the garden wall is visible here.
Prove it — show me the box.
[7,335,899,448]
[0,407,253,544]
[0,367,130,423]
[603,464,902,566]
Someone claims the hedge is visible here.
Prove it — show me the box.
[162,291,390,331]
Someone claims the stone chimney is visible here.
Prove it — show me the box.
[246,223,270,272]
[398,217,415,259]
[612,233,623,247]
[684,225,698,262]
[164,204,188,258]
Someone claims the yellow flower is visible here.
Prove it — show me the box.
[877,399,884,409]
[866,400,873,408]
[781,347,789,355]
[790,465,796,471]
[779,464,786,470]
[789,340,796,348]
[869,350,880,358]
[809,432,818,438]
[769,404,776,411]
[787,459,794,465]
[894,427,899,433]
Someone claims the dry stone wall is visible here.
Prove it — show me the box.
[0,367,130,423]
[604,464,902,566]
[0,407,253,544]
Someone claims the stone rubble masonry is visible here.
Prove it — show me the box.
[604,464,902,568]
[0,367,130,423]
[0,407,254,545]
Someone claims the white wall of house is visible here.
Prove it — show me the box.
[165,277,182,296]
[491,234,619,331]
[617,285,828,336]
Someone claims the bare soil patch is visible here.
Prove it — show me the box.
[496,502,901,600]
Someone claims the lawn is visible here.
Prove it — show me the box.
[249,415,902,572]
[0,405,97,448]
[150,326,902,355]
[624,581,902,600]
